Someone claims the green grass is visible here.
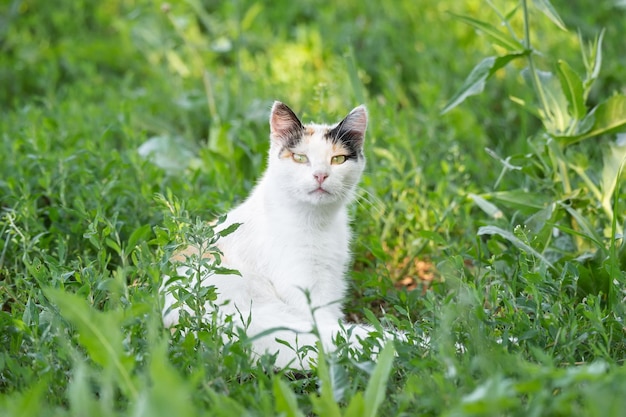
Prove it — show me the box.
[1,0,626,415]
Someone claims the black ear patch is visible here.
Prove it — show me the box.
[325,105,367,159]
[270,101,304,148]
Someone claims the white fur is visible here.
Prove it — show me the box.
[162,103,387,369]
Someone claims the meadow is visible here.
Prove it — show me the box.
[1,0,626,415]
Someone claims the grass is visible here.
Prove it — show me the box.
[1,0,626,415]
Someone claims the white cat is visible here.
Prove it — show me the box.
[163,101,388,369]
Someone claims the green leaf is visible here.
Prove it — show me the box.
[557,94,626,145]
[105,237,122,255]
[581,29,604,91]
[127,224,152,251]
[137,135,198,172]
[532,0,567,31]
[273,379,305,417]
[362,342,396,417]
[344,392,365,417]
[523,69,572,135]
[489,190,550,211]
[469,193,504,220]
[574,95,626,142]
[132,341,197,417]
[310,343,342,417]
[219,222,241,237]
[0,380,46,417]
[477,225,555,269]
[558,204,603,248]
[449,14,525,51]
[206,391,249,417]
[510,95,541,119]
[442,53,525,114]
[601,141,626,213]
[556,60,586,121]
[45,288,138,400]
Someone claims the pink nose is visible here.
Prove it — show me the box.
[313,172,328,184]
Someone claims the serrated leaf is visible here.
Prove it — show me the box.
[532,0,567,30]
[449,14,525,51]
[477,225,554,269]
[442,53,525,114]
[556,60,586,121]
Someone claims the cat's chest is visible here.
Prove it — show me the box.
[274,229,347,272]
[263,228,349,307]
[226,218,349,282]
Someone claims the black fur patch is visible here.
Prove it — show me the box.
[283,127,304,149]
[324,124,364,160]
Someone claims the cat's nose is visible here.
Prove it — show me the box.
[313,171,329,184]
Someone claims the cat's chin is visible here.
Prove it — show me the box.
[301,188,344,206]
[308,187,331,196]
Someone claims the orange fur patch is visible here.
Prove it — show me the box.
[331,142,349,154]
[170,244,222,263]
[279,148,293,159]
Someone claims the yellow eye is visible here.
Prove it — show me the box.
[331,155,347,165]
[292,153,308,164]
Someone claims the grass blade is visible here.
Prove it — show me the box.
[362,342,396,417]
[477,225,555,269]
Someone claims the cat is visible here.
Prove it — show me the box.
[162,101,391,369]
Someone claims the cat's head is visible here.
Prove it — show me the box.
[267,101,367,207]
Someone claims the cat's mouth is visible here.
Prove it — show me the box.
[309,187,330,195]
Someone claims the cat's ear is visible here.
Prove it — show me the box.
[270,101,304,145]
[329,105,368,148]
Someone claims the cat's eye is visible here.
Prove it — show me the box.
[292,153,309,164]
[331,155,347,165]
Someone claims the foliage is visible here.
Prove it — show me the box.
[1,0,625,416]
